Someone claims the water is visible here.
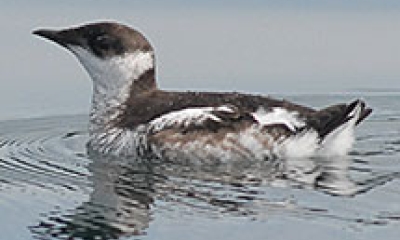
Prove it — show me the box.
[0,93,400,240]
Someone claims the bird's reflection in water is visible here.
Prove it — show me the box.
[282,156,359,196]
[30,154,161,239]
[30,153,367,240]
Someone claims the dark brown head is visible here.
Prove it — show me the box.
[33,22,153,59]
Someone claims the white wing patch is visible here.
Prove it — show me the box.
[251,107,305,131]
[148,105,234,132]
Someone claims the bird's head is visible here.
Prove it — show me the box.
[33,22,156,90]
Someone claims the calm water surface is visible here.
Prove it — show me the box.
[0,94,399,240]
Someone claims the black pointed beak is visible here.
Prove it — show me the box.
[33,28,83,48]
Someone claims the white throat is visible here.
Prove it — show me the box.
[69,46,154,131]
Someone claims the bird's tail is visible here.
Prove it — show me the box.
[303,100,371,156]
[308,99,372,140]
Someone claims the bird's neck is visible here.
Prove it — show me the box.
[87,70,156,156]
[76,50,156,134]
[89,68,156,132]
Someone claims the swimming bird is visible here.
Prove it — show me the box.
[33,22,372,161]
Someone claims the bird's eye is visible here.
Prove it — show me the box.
[88,33,124,57]
[94,35,114,50]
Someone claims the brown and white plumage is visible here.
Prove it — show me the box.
[33,22,372,161]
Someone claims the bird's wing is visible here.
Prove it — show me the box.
[147,105,255,133]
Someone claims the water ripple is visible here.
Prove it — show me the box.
[0,115,90,192]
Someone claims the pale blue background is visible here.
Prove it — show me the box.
[1,0,400,119]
